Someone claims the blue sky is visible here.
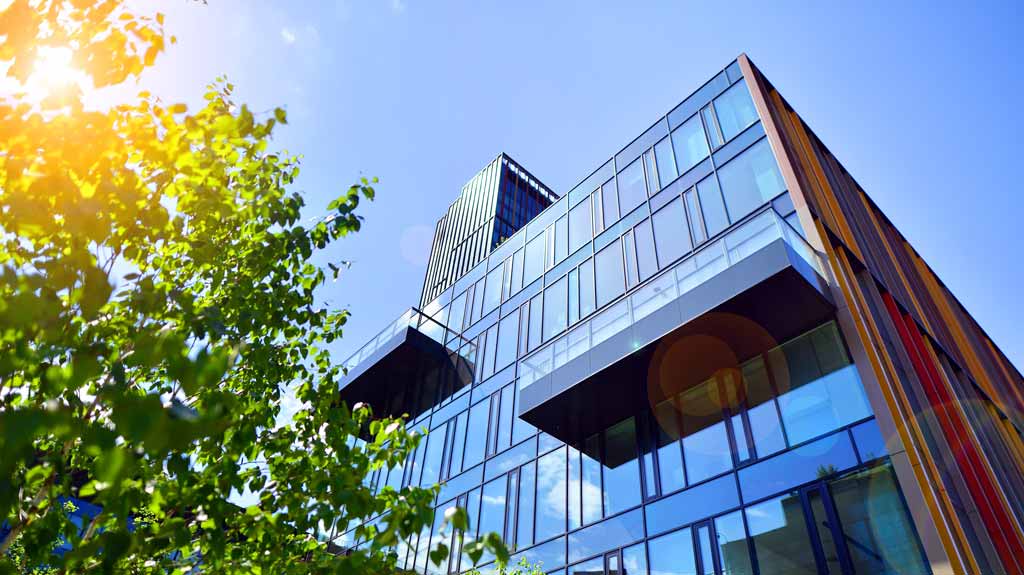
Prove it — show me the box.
[140,0,1024,371]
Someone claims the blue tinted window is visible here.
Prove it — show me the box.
[512,536,566,572]
[776,365,872,445]
[479,477,507,552]
[651,196,691,267]
[645,474,740,536]
[419,427,447,487]
[714,80,759,142]
[717,138,786,222]
[851,418,888,462]
[581,438,603,525]
[536,447,567,541]
[655,136,677,187]
[543,275,568,342]
[714,510,754,575]
[485,429,535,481]
[738,431,858,502]
[528,293,543,353]
[622,542,648,575]
[595,239,625,309]
[602,417,642,516]
[568,508,644,563]
[671,114,710,174]
[634,219,658,281]
[517,462,536,549]
[648,527,696,575]
[653,399,686,493]
[617,158,647,216]
[484,265,503,316]
[696,174,729,235]
[748,400,787,457]
[601,179,619,228]
[524,234,546,286]
[579,259,596,319]
[569,557,603,575]
[745,492,819,575]
[463,401,489,468]
[830,464,930,574]
[495,310,519,371]
[569,196,592,254]
[680,379,733,484]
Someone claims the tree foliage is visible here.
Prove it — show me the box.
[0,1,506,573]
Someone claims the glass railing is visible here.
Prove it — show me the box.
[341,307,471,377]
[519,208,823,389]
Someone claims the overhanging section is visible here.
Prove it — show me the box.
[518,235,834,445]
[339,310,472,421]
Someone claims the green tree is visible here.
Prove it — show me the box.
[0,1,506,573]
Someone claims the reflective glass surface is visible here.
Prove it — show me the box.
[715,511,754,575]
[648,527,697,575]
[618,158,648,215]
[713,80,759,142]
[651,197,691,267]
[595,239,626,308]
[655,136,677,187]
[672,114,711,174]
[716,138,786,222]
[696,175,729,236]
[745,493,819,574]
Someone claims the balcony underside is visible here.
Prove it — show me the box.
[338,327,470,421]
[518,239,835,445]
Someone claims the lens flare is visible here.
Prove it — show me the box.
[25,46,87,103]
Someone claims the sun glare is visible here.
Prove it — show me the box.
[24,46,87,103]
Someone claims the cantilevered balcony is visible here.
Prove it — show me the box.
[517,208,835,444]
[339,308,474,420]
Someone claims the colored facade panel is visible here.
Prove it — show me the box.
[338,57,1023,575]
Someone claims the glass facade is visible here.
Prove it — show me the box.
[340,60,933,575]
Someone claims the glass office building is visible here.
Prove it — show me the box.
[338,56,1024,575]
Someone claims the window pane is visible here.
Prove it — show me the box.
[592,190,605,234]
[645,475,739,537]
[774,349,872,445]
[479,477,507,560]
[634,219,658,281]
[449,291,467,332]
[602,417,642,516]
[464,401,489,468]
[653,399,686,494]
[528,293,543,352]
[601,178,619,228]
[715,511,753,575]
[595,239,626,309]
[495,310,519,371]
[496,385,515,452]
[568,447,582,530]
[581,436,603,524]
[524,234,546,286]
[648,528,696,575]
[652,197,692,267]
[419,428,447,487]
[568,268,580,326]
[696,175,729,235]
[644,149,660,196]
[536,447,568,542]
[569,196,592,254]
[449,411,467,476]
[483,266,503,313]
[543,276,568,342]
[512,248,525,294]
[568,509,644,563]
[579,259,596,319]
[617,158,647,215]
[655,136,677,187]
[684,188,707,246]
[517,462,535,549]
[623,542,648,575]
[702,106,724,149]
[829,464,930,574]
[714,80,758,142]
[717,139,785,222]
[671,114,710,173]
[555,215,569,264]
[623,230,638,289]
[680,379,733,484]
[745,493,818,575]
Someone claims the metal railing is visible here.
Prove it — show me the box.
[519,207,823,389]
[341,307,471,376]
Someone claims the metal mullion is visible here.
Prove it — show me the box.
[799,486,831,575]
